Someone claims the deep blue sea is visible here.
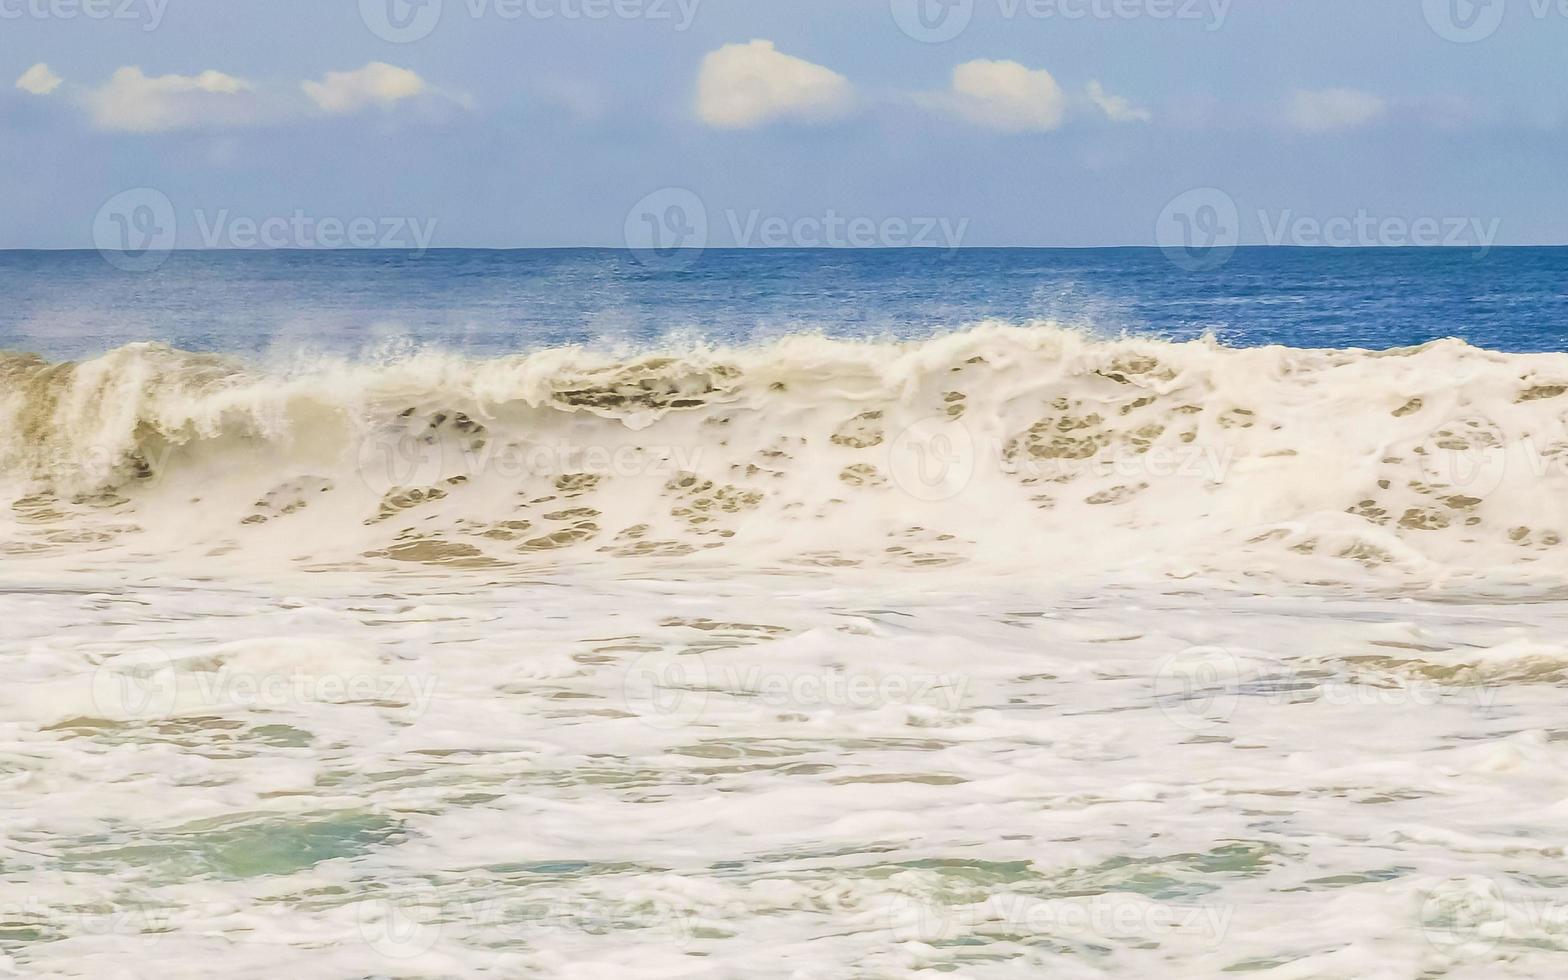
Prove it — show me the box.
[2,247,1566,359]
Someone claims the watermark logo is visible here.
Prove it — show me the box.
[889,893,1233,947]
[1158,192,1502,270]
[1153,645,1243,732]
[190,669,438,719]
[0,898,172,946]
[1007,444,1235,486]
[891,0,1227,40]
[356,427,451,498]
[356,889,697,957]
[884,419,1235,503]
[623,190,970,268]
[94,188,177,273]
[361,0,701,38]
[357,883,445,958]
[193,210,437,251]
[1419,417,1511,500]
[1410,414,1568,503]
[1156,187,1239,272]
[1154,645,1502,734]
[887,893,961,941]
[1423,0,1507,42]
[888,417,977,502]
[622,651,710,729]
[619,655,968,729]
[1420,876,1509,952]
[354,429,708,499]
[889,0,974,41]
[724,209,968,251]
[95,191,439,271]
[624,187,708,272]
[0,0,169,30]
[90,644,437,724]
[1258,209,1499,252]
[64,440,180,490]
[90,646,178,722]
[1418,875,1568,953]
[361,0,444,42]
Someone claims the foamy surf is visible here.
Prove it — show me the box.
[4,322,1568,588]
[9,322,1568,978]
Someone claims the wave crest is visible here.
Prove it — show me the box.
[5,322,1568,585]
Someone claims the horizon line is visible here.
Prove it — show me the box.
[4,243,1565,254]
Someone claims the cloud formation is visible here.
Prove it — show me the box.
[33,62,441,131]
[1086,80,1152,123]
[696,40,852,129]
[302,62,427,114]
[83,67,256,132]
[944,59,1067,133]
[15,63,62,96]
[1286,88,1386,132]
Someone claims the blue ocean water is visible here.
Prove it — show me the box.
[1,247,1565,359]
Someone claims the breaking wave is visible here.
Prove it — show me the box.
[5,321,1568,586]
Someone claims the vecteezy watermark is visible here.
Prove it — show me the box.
[91,646,179,722]
[888,417,979,503]
[1157,188,1504,270]
[621,651,710,730]
[1258,209,1500,252]
[193,210,439,252]
[724,209,970,251]
[52,439,181,491]
[1415,0,1568,43]
[354,426,707,500]
[359,0,701,43]
[885,415,1238,504]
[890,0,1229,42]
[1151,646,1246,732]
[0,0,168,30]
[1416,416,1512,500]
[1424,0,1505,41]
[93,188,178,273]
[93,189,438,271]
[90,646,439,723]
[622,188,971,271]
[189,670,439,719]
[1395,412,1568,503]
[620,652,969,730]
[0,897,173,945]
[1418,875,1568,954]
[356,886,697,959]
[888,893,1234,948]
[1152,646,1502,733]
[1155,187,1240,272]
[624,187,708,272]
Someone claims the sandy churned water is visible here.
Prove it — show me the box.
[6,324,1568,976]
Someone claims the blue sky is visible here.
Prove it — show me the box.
[3,0,1565,249]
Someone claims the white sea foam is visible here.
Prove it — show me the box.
[6,321,1568,589]
[5,323,1568,976]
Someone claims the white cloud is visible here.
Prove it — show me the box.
[15,63,62,96]
[944,59,1067,133]
[696,40,852,129]
[1286,88,1386,132]
[302,62,426,114]
[83,67,256,132]
[1086,80,1151,123]
[43,62,447,132]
